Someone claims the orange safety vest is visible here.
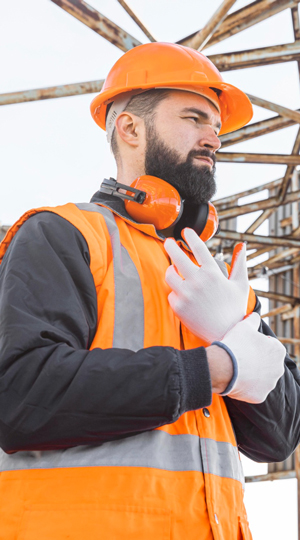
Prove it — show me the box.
[0,201,256,540]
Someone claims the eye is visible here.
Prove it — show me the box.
[186,116,198,123]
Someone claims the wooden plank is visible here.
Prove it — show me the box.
[50,0,141,52]
[186,0,237,51]
[116,0,156,42]
[209,41,300,71]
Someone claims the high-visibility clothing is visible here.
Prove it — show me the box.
[0,200,256,540]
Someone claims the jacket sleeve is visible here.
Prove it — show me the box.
[224,298,300,463]
[0,212,211,453]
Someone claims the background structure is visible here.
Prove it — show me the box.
[1,1,300,537]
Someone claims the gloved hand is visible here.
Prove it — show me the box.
[164,228,249,343]
[213,312,286,403]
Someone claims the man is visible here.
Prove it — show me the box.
[0,43,299,540]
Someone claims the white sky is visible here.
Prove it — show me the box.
[1,1,299,538]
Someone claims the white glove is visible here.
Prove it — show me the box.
[164,228,250,343]
[215,312,286,403]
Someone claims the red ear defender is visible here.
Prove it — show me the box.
[99,176,219,242]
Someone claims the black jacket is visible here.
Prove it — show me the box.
[0,191,299,461]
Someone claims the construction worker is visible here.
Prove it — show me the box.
[0,43,299,540]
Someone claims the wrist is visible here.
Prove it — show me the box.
[206,345,234,394]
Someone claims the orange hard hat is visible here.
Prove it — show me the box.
[90,42,253,135]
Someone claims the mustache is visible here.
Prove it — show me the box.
[187,149,216,165]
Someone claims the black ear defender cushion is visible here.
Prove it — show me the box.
[174,202,209,240]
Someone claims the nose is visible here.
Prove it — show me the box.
[198,128,221,153]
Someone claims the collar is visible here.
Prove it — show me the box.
[90,189,165,241]
[90,187,190,251]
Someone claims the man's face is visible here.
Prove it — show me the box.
[144,91,221,204]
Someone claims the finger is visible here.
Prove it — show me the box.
[164,238,197,278]
[165,265,184,292]
[244,312,261,331]
[182,228,215,268]
[168,291,179,313]
[229,243,248,283]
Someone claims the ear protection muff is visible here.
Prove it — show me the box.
[100,176,219,242]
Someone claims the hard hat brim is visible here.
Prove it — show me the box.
[90,80,253,136]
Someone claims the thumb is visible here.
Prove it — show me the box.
[229,243,248,283]
[243,312,261,332]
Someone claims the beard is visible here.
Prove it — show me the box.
[144,124,217,204]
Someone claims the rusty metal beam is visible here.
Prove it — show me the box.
[218,189,300,219]
[253,289,300,305]
[0,80,104,106]
[261,303,293,318]
[277,126,300,202]
[247,246,273,261]
[280,215,294,227]
[216,152,300,165]
[291,5,300,86]
[116,0,156,42]
[246,209,275,234]
[245,470,296,483]
[260,247,300,267]
[278,337,300,344]
[247,94,300,123]
[250,248,300,275]
[214,178,281,206]
[282,306,299,320]
[218,229,300,248]
[209,41,300,71]
[179,0,299,49]
[219,114,297,148]
[187,0,237,51]
[292,5,300,39]
[50,0,141,52]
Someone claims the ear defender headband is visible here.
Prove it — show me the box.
[100,176,219,242]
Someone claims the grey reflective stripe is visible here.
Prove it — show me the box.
[0,431,244,485]
[200,437,244,487]
[76,203,144,351]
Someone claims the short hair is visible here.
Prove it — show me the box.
[110,89,171,160]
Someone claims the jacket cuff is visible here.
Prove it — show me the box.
[176,348,212,413]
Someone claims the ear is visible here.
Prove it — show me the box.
[115,112,144,148]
